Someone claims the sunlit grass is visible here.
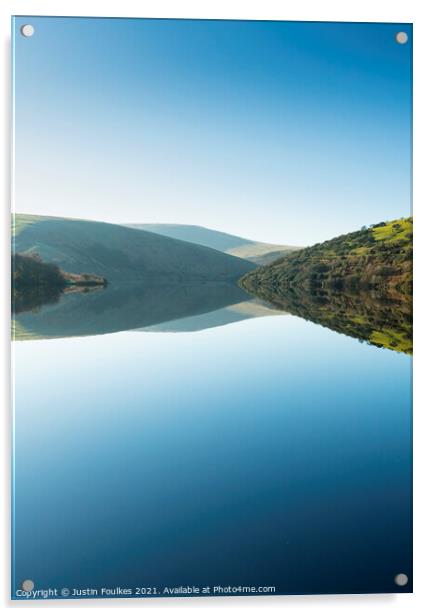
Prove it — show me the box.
[372,217,412,244]
[12,213,47,236]
[369,328,412,355]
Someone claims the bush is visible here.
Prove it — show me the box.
[12,253,66,289]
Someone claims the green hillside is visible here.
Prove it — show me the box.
[240,218,412,354]
[128,223,299,265]
[13,214,256,283]
[241,218,412,295]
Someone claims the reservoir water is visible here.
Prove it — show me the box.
[12,298,412,597]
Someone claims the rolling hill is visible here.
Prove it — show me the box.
[127,223,299,265]
[13,214,256,283]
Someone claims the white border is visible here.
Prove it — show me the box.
[1,1,430,614]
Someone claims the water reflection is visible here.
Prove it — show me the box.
[12,281,412,354]
[12,282,252,340]
[12,286,65,315]
[239,284,412,354]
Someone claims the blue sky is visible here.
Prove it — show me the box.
[13,18,412,245]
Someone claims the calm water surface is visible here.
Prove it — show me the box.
[12,314,412,597]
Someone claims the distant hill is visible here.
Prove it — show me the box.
[128,224,300,265]
[13,214,256,284]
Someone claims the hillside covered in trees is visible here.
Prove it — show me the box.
[241,218,412,295]
[12,253,107,289]
[240,218,413,353]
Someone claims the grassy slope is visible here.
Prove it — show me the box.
[240,218,412,354]
[13,214,256,283]
[129,223,299,265]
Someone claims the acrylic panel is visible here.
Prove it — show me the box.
[11,17,412,600]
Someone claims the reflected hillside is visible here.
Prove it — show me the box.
[140,298,284,333]
[240,284,412,354]
[12,282,252,341]
[13,285,64,315]
[12,272,412,352]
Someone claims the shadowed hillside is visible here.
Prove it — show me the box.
[13,214,256,284]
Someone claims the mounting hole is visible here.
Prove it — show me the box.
[21,579,35,591]
[20,24,35,38]
[394,573,409,586]
[395,32,408,45]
